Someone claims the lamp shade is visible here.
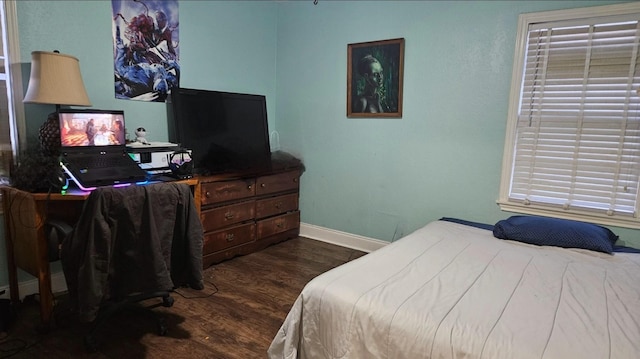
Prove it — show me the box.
[23,51,91,106]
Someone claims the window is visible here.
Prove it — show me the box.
[498,2,640,229]
[0,0,24,209]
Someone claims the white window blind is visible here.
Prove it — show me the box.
[499,3,640,228]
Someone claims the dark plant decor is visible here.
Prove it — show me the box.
[11,141,64,193]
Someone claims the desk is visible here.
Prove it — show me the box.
[0,179,199,330]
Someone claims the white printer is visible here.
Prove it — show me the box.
[126,142,187,174]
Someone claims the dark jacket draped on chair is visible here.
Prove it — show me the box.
[61,182,204,322]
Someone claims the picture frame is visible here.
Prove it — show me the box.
[347,38,404,118]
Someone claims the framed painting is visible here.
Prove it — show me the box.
[347,38,404,118]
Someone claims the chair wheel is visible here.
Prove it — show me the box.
[157,318,168,336]
[158,324,168,336]
[162,295,174,307]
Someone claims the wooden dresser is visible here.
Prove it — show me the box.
[197,162,303,268]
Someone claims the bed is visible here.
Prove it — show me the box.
[268,218,640,359]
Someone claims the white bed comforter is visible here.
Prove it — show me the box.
[268,220,640,359]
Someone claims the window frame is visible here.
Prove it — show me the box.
[3,0,24,155]
[0,0,25,213]
[498,2,640,229]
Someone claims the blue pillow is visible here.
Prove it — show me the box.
[493,216,618,254]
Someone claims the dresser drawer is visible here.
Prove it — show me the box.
[256,171,300,196]
[255,193,298,219]
[201,200,255,231]
[256,211,300,239]
[201,178,256,205]
[203,223,256,254]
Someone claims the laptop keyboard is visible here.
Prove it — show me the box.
[75,155,130,169]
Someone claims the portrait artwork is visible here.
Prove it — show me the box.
[111,0,179,102]
[347,38,404,118]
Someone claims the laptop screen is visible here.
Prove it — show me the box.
[58,109,126,148]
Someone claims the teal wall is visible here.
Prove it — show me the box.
[3,0,638,287]
[274,0,640,248]
[17,0,278,144]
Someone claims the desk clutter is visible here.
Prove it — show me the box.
[10,109,154,193]
[1,149,304,352]
[126,141,193,179]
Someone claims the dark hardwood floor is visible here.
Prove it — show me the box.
[0,237,366,358]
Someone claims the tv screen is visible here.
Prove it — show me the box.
[167,87,271,174]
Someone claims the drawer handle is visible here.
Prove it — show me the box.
[205,191,212,198]
[224,212,235,220]
[274,202,282,209]
[276,221,284,229]
[293,178,298,183]
[247,185,253,190]
[261,183,266,188]
[226,233,235,242]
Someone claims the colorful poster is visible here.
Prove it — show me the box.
[112,0,179,102]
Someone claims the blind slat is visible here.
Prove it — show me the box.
[510,15,640,214]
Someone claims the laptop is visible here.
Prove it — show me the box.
[58,108,148,190]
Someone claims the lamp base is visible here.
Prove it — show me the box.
[38,112,61,156]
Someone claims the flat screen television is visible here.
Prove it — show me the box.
[167,87,272,174]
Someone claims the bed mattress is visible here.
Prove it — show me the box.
[268,220,640,359]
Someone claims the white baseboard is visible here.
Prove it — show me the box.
[0,272,68,300]
[300,222,388,253]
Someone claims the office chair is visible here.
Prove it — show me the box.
[53,181,203,352]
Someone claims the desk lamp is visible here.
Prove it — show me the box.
[23,51,92,156]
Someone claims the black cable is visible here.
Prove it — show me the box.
[0,293,49,359]
[0,189,62,358]
[173,279,219,300]
[6,190,44,236]
[0,337,30,358]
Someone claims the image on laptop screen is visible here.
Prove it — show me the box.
[59,109,126,148]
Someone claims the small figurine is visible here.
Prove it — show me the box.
[135,127,150,145]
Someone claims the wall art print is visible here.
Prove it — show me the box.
[112,0,179,102]
[347,38,404,118]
